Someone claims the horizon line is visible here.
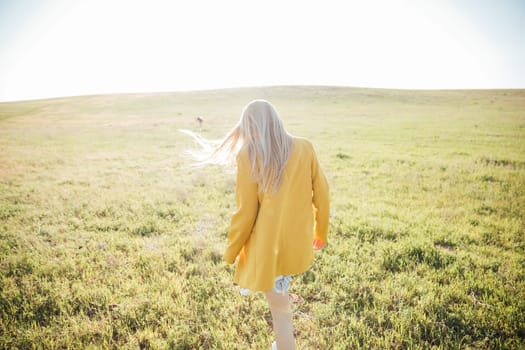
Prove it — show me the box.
[2,84,525,104]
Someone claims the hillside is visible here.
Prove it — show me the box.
[1,86,524,349]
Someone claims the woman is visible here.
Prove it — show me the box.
[187,100,329,349]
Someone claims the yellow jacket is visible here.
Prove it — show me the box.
[223,137,330,291]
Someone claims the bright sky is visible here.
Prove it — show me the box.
[0,0,524,102]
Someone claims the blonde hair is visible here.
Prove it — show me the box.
[182,100,293,194]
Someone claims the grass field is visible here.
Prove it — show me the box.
[0,86,524,349]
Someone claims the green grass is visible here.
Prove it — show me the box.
[1,86,524,349]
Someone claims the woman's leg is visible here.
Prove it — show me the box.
[264,291,296,350]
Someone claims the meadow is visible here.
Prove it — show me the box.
[0,86,524,349]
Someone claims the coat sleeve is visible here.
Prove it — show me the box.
[310,143,330,243]
[223,152,259,264]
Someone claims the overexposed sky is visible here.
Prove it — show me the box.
[0,0,524,102]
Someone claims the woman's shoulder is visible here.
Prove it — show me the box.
[235,145,251,166]
[292,136,315,151]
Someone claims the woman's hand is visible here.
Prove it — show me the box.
[313,239,325,251]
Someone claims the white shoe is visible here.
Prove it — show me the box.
[271,340,277,350]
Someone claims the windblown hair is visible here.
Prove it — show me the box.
[181,100,293,194]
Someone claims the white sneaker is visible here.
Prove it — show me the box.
[271,340,277,350]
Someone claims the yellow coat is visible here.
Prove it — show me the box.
[223,137,330,291]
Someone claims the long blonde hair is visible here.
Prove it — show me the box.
[182,100,293,193]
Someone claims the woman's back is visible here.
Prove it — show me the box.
[224,136,329,291]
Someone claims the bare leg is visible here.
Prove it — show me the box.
[264,291,296,350]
